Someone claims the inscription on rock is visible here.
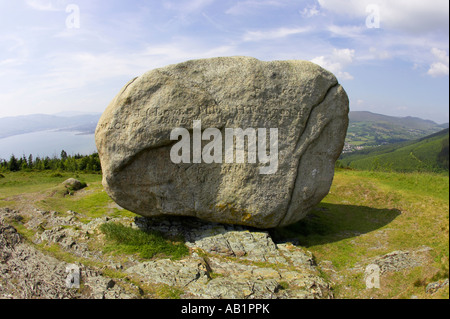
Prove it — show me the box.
[95,56,349,228]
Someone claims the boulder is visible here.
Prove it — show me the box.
[95,56,349,228]
[62,178,85,191]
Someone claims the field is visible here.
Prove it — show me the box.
[345,111,447,149]
[345,121,433,147]
[0,169,448,299]
[274,169,449,298]
[341,129,449,173]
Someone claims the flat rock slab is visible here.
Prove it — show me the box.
[95,56,349,228]
[129,215,332,299]
[0,208,333,299]
[0,216,133,299]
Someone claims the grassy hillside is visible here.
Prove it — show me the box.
[274,169,449,299]
[349,111,446,129]
[340,128,449,173]
[0,169,448,299]
[345,111,447,150]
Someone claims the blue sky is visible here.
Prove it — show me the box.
[0,0,449,123]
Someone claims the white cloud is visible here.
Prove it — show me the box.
[0,58,23,69]
[0,40,241,117]
[164,0,215,14]
[226,0,287,15]
[242,27,310,42]
[161,0,216,28]
[311,48,355,80]
[360,47,391,61]
[317,0,366,16]
[25,0,64,11]
[318,0,449,34]
[431,47,450,64]
[1,39,239,102]
[139,42,237,68]
[428,48,449,77]
[0,35,29,70]
[326,24,365,38]
[300,4,320,18]
[313,0,448,74]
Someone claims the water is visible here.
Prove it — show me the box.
[0,130,97,160]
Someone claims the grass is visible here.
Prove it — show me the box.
[100,222,189,260]
[341,129,449,173]
[0,171,100,198]
[274,168,449,298]
[0,169,448,299]
[41,188,116,217]
[345,120,443,148]
[0,170,137,219]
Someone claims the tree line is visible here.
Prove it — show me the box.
[0,150,101,172]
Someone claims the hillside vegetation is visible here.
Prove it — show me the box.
[274,169,449,299]
[340,128,449,173]
[345,111,448,150]
[0,169,448,299]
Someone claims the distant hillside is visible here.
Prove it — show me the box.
[0,113,101,139]
[340,128,449,173]
[349,111,444,129]
[345,111,448,152]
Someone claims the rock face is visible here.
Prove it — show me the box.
[128,216,332,299]
[0,208,332,299]
[95,56,349,228]
[0,211,134,299]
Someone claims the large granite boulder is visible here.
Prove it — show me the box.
[95,56,349,228]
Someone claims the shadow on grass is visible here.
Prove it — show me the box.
[270,203,401,248]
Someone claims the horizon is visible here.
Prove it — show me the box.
[0,109,448,125]
[0,1,449,123]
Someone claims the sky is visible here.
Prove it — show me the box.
[0,0,449,123]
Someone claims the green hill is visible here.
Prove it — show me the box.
[1,169,448,299]
[340,128,449,173]
[345,111,447,150]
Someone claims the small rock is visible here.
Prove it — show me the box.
[106,279,116,289]
[426,279,449,294]
[62,178,86,191]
